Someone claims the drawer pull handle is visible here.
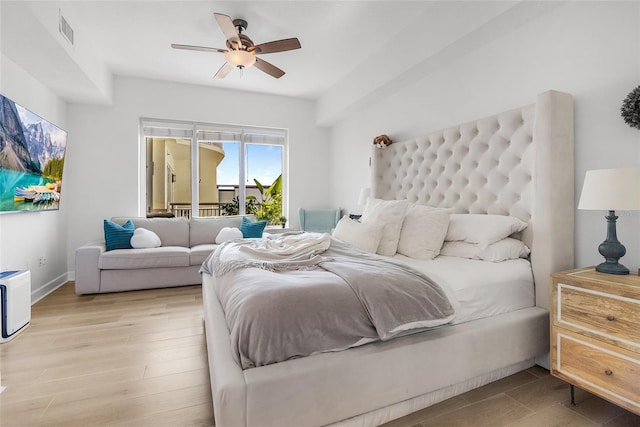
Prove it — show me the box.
[605,369,613,376]
[606,315,615,321]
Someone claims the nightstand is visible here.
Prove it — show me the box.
[550,268,640,415]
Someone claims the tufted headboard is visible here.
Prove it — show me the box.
[372,90,574,310]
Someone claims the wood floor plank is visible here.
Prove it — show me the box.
[0,367,146,404]
[109,402,215,427]
[44,368,210,407]
[0,395,54,425]
[423,394,534,427]
[40,384,211,426]
[504,403,597,427]
[143,354,208,379]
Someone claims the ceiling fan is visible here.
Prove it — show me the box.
[171,13,301,79]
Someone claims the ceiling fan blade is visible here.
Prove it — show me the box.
[171,44,227,53]
[254,58,285,79]
[214,62,234,79]
[251,38,301,55]
[214,13,241,48]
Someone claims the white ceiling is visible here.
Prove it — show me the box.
[1,1,527,108]
[68,1,435,99]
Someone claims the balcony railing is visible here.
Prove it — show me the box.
[168,202,224,218]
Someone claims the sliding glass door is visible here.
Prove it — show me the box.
[141,119,287,222]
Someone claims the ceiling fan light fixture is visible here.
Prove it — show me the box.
[224,50,256,69]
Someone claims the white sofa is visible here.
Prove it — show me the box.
[75,215,251,294]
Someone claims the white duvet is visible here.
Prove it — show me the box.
[393,254,535,325]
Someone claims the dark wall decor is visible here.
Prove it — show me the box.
[621,85,640,130]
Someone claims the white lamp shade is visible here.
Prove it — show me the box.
[578,168,640,211]
[357,188,371,206]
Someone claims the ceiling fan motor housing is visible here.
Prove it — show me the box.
[227,34,254,50]
[233,19,248,33]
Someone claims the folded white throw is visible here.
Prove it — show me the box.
[210,232,331,277]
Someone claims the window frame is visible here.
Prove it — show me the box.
[139,118,288,219]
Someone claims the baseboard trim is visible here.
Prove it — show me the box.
[535,353,550,370]
[32,272,71,304]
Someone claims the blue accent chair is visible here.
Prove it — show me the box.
[298,207,342,233]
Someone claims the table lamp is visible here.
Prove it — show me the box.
[578,168,640,275]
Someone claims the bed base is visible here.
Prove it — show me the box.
[203,274,548,427]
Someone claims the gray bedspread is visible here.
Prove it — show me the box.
[201,234,455,369]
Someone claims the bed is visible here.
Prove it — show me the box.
[201,90,574,427]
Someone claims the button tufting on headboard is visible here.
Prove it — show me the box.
[372,105,536,228]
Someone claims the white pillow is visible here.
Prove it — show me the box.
[480,238,531,262]
[130,228,161,249]
[445,214,528,247]
[397,205,452,260]
[332,216,384,254]
[215,227,243,244]
[360,198,409,256]
[440,241,481,259]
[440,238,530,262]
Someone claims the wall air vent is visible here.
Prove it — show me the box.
[59,10,74,46]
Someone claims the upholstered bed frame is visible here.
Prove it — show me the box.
[202,90,574,426]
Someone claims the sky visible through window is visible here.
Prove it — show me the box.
[217,143,282,186]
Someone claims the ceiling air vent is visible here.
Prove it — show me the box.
[59,11,74,45]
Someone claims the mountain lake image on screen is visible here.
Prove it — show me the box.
[0,93,67,213]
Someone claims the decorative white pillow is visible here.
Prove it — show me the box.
[445,214,528,247]
[130,228,162,249]
[332,216,384,254]
[215,227,243,244]
[440,238,530,262]
[397,205,452,260]
[480,238,531,262]
[360,198,409,256]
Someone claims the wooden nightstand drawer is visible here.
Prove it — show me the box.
[551,268,640,415]
[557,282,640,347]
[556,333,640,411]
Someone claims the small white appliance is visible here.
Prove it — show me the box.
[0,270,31,343]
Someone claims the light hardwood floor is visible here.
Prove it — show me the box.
[2,282,639,426]
[1,282,213,427]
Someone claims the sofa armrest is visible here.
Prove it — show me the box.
[75,242,105,294]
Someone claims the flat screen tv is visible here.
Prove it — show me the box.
[0,93,67,213]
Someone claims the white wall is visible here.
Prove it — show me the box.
[0,55,69,301]
[327,2,640,272]
[65,75,329,272]
[3,1,640,290]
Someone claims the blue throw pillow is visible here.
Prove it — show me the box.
[240,216,267,238]
[104,219,135,251]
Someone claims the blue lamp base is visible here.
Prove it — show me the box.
[596,210,629,275]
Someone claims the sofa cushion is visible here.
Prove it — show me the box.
[189,215,250,247]
[190,244,217,266]
[99,246,190,270]
[111,217,189,247]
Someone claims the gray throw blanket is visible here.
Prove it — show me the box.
[320,242,455,340]
[202,234,455,369]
